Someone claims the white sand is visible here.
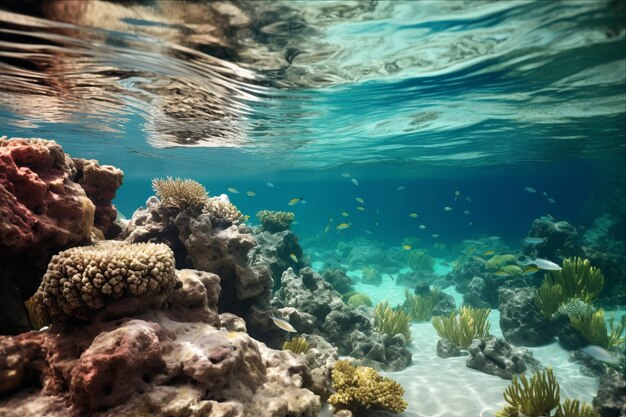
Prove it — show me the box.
[313,260,603,417]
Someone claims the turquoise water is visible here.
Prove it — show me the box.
[0,1,625,416]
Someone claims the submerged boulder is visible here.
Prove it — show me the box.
[499,287,555,346]
[466,338,542,379]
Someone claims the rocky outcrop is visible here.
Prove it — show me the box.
[593,373,626,417]
[0,137,123,335]
[466,338,542,379]
[499,287,555,346]
[0,268,321,417]
[249,229,305,289]
[348,330,412,372]
[522,217,580,261]
[436,339,461,358]
[321,268,353,294]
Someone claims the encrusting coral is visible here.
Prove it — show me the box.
[282,336,309,354]
[328,359,407,414]
[432,307,490,350]
[373,301,412,343]
[152,176,209,212]
[28,241,177,323]
[256,210,295,233]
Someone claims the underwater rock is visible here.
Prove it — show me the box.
[462,277,491,309]
[341,238,404,273]
[249,229,305,289]
[499,287,555,346]
[360,266,383,286]
[303,334,337,399]
[321,268,353,295]
[322,306,373,352]
[593,373,626,417]
[466,337,542,379]
[0,278,31,335]
[0,268,322,417]
[348,330,412,372]
[436,338,462,358]
[523,217,581,260]
[432,290,457,317]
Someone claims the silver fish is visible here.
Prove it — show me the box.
[519,258,562,271]
[351,178,359,186]
[523,237,546,245]
[580,345,620,364]
[271,315,297,333]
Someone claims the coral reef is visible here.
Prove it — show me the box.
[466,338,541,379]
[249,229,305,289]
[0,137,123,334]
[432,307,490,351]
[0,268,322,417]
[499,287,555,346]
[204,194,243,229]
[327,360,407,414]
[256,210,295,233]
[29,241,176,323]
[152,176,209,212]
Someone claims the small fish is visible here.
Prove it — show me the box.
[227,187,239,194]
[402,245,412,251]
[466,247,477,255]
[355,197,365,204]
[288,197,304,205]
[365,230,372,234]
[375,222,379,226]
[409,213,418,218]
[356,206,365,211]
[468,221,473,226]
[524,187,536,193]
[580,345,620,364]
[466,196,472,202]
[454,190,460,200]
[471,256,486,263]
[431,234,439,238]
[289,253,298,263]
[542,191,548,196]
[419,225,426,230]
[483,250,495,256]
[341,211,350,217]
[397,186,405,191]
[336,223,350,230]
[548,198,556,204]
[444,207,452,212]
[376,208,380,214]
[523,237,546,245]
[266,182,275,187]
[351,178,359,186]
[341,173,351,178]
[271,315,297,333]
[324,224,330,233]
[519,258,562,271]
[487,236,501,240]
[246,191,256,196]
[494,270,510,277]
[522,266,540,275]
[243,215,250,221]
[464,210,471,215]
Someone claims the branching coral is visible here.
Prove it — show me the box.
[374,302,412,343]
[256,210,295,233]
[152,177,209,211]
[328,360,407,414]
[406,250,435,273]
[404,288,437,322]
[28,241,176,323]
[205,196,243,228]
[555,399,600,417]
[544,257,604,303]
[282,337,309,354]
[570,309,625,350]
[432,307,490,350]
[502,368,560,417]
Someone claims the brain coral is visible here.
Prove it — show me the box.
[31,241,176,322]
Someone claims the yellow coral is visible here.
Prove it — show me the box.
[432,307,490,350]
[328,360,407,414]
[282,337,309,354]
[152,176,209,211]
[503,368,560,417]
[256,210,295,233]
[374,302,412,343]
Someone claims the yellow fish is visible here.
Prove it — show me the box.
[523,266,540,275]
[243,215,250,221]
[246,191,256,196]
[288,197,304,205]
[355,197,365,204]
[341,211,349,217]
[356,206,365,211]
[336,223,350,230]
[494,270,509,277]
[466,247,477,255]
[271,315,297,333]
[402,245,412,250]
[483,250,495,256]
[289,253,298,263]
[409,213,418,218]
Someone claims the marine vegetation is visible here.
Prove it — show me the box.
[152,176,209,212]
[545,257,604,303]
[554,298,596,320]
[555,399,601,417]
[374,302,412,343]
[347,293,373,308]
[406,249,435,273]
[485,254,517,270]
[328,359,408,414]
[495,368,599,417]
[570,309,625,350]
[500,368,560,417]
[432,307,490,350]
[256,209,295,233]
[536,257,604,318]
[282,336,309,354]
[404,288,437,321]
